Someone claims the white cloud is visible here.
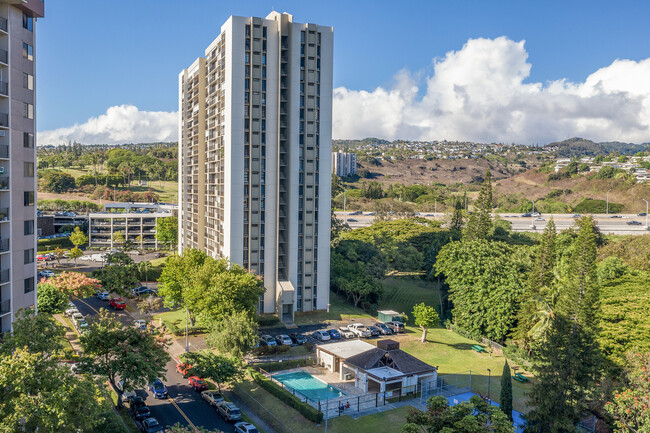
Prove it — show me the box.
[333,36,650,144]
[38,105,177,145]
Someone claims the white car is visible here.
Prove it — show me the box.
[78,255,92,261]
[201,390,224,406]
[96,291,110,300]
[71,312,84,325]
[38,270,55,278]
[348,323,372,338]
[311,330,331,341]
[338,326,355,339]
[274,334,293,346]
[64,306,79,317]
[234,422,260,433]
[134,319,147,330]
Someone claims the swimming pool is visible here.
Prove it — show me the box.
[273,371,345,401]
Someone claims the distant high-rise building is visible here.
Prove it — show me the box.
[0,0,44,336]
[332,151,357,177]
[179,12,332,322]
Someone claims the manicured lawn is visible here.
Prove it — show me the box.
[233,376,411,433]
[399,326,531,413]
[152,308,207,335]
[378,276,441,322]
[294,291,372,325]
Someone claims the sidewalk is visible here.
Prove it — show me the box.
[226,390,278,433]
[53,314,82,354]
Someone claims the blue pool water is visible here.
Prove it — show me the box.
[273,371,345,401]
[447,392,525,433]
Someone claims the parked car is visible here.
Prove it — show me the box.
[37,253,53,261]
[141,417,165,433]
[217,401,243,422]
[374,322,393,335]
[201,390,225,406]
[150,379,168,399]
[311,330,331,341]
[132,286,155,296]
[38,270,55,278]
[176,363,192,377]
[70,312,84,325]
[96,291,110,300]
[134,319,147,331]
[627,220,643,225]
[274,334,293,346]
[76,319,89,331]
[65,306,80,317]
[289,333,307,345]
[338,326,355,339]
[260,335,277,346]
[348,323,371,338]
[234,422,260,433]
[385,321,405,333]
[367,326,381,337]
[109,298,126,310]
[130,397,151,421]
[188,376,209,392]
[328,329,341,339]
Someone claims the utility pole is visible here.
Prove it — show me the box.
[643,199,649,230]
[607,189,611,215]
[487,368,491,401]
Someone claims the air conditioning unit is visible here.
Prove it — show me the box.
[344,373,352,380]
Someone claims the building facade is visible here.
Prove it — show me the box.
[88,203,177,250]
[179,12,332,321]
[0,0,43,336]
[332,151,356,177]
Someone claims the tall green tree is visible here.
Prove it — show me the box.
[0,309,64,357]
[412,303,439,343]
[155,216,178,251]
[449,197,464,240]
[69,226,88,248]
[182,351,244,393]
[157,248,209,327]
[464,170,493,240]
[525,217,601,432]
[97,264,139,297]
[500,361,513,422]
[207,310,259,358]
[514,219,557,347]
[78,310,170,408]
[36,282,69,314]
[435,239,530,342]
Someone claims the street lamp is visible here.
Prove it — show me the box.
[643,199,649,230]
[487,368,491,401]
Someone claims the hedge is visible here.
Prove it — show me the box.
[254,358,316,373]
[249,369,323,423]
[37,237,74,251]
[256,314,281,327]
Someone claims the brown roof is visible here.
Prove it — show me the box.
[344,344,436,376]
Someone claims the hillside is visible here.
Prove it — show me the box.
[352,156,538,186]
[545,137,649,158]
[495,168,650,213]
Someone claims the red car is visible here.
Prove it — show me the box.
[188,376,208,392]
[176,363,192,377]
[109,298,126,310]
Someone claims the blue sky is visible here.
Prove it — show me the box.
[37,0,650,144]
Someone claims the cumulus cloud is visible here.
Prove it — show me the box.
[38,105,177,145]
[333,36,650,144]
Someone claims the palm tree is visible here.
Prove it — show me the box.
[138,261,152,285]
[527,290,559,341]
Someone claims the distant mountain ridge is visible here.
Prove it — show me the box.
[545,137,650,157]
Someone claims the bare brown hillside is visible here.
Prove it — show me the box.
[356,157,534,186]
[495,170,650,212]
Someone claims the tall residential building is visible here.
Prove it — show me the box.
[332,151,357,177]
[0,0,44,337]
[179,12,332,322]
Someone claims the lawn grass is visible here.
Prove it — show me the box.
[398,326,531,413]
[152,308,207,335]
[378,276,441,322]
[294,291,372,325]
[233,376,411,433]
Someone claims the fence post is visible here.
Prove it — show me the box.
[375,392,378,407]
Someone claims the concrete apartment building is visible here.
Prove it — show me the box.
[0,0,43,336]
[179,11,332,321]
[332,150,357,177]
[88,203,177,250]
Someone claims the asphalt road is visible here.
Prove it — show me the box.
[335,211,650,235]
[71,295,237,433]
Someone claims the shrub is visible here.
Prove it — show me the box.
[252,345,291,356]
[573,198,623,214]
[37,237,74,252]
[254,358,316,373]
[249,369,323,423]
[256,315,281,327]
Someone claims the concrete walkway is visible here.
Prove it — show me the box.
[53,314,82,354]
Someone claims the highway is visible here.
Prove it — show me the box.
[334,211,650,235]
